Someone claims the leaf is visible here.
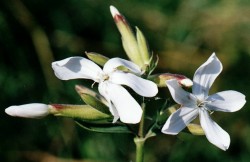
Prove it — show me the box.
[75,85,111,115]
[146,55,159,76]
[75,120,133,134]
[85,52,109,66]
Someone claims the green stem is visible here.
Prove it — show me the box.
[134,137,145,162]
[138,102,146,137]
[134,101,146,162]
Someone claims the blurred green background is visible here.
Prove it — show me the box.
[0,0,249,161]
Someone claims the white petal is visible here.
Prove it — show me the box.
[192,53,222,100]
[52,57,103,82]
[166,79,197,106]
[206,90,246,112]
[98,82,119,122]
[199,109,230,150]
[5,103,49,118]
[98,81,142,124]
[161,107,199,135]
[103,58,141,74]
[110,71,158,97]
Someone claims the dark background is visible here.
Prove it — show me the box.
[0,0,249,161]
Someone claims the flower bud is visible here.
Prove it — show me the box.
[5,103,49,118]
[187,123,205,136]
[136,27,150,65]
[75,85,111,115]
[49,104,112,121]
[149,73,193,88]
[85,52,109,66]
[110,6,144,67]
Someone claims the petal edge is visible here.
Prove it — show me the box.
[199,109,230,150]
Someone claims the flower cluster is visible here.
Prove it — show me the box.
[5,5,246,152]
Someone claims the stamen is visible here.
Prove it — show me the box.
[91,82,96,88]
[209,111,214,115]
[197,100,212,108]
[197,101,211,114]
[197,100,204,108]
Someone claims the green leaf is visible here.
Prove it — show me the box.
[85,52,109,66]
[75,85,111,115]
[146,55,158,76]
[75,120,133,134]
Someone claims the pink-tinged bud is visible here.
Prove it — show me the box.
[149,73,193,88]
[110,6,127,24]
[110,5,144,67]
[5,103,49,118]
[179,78,193,87]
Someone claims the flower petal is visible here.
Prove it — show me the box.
[98,81,142,124]
[5,103,49,118]
[110,71,158,97]
[98,82,119,122]
[166,79,197,106]
[103,58,141,74]
[192,53,222,100]
[52,57,103,82]
[206,90,246,112]
[199,109,230,150]
[161,107,199,135]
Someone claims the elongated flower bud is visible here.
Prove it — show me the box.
[5,103,49,118]
[49,104,112,121]
[75,85,110,115]
[149,73,193,88]
[85,52,109,66]
[136,27,150,64]
[110,6,144,67]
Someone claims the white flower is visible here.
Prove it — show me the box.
[5,103,49,118]
[161,53,246,150]
[52,57,158,124]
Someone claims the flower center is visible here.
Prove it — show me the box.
[197,100,205,108]
[197,100,214,114]
[103,74,109,81]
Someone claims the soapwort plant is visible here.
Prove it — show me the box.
[5,6,246,162]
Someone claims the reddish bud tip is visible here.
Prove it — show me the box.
[110,5,127,24]
[110,5,120,17]
[51,104,64,110]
